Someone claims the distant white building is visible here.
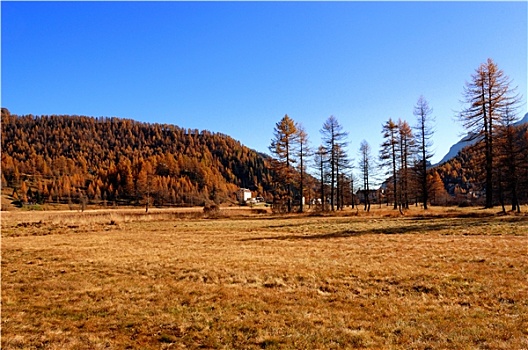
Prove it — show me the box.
[236,188,252,203]
[310,198,322,205]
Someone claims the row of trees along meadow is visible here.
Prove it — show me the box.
[1,58,525,212]
[268,58,527,213]
[1,110,274,208]
[268,102,442,214]
[268,114,356,213]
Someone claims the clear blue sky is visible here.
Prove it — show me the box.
[2,1,527,171]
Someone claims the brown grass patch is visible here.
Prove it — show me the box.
[2,207,527,349]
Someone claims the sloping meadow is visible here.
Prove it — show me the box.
[2,208,527,349]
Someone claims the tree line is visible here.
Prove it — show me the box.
[1,110,274,208]
[2,58,526,212]
[268,58,527,212]
[268,99,443,213]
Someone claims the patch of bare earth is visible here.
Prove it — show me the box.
[2,208,527,349]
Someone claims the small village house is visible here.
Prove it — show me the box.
[236,188,252,204]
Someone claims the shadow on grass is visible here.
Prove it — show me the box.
[241,215,528,241]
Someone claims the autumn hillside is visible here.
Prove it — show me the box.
[433,120,528,206]
[1,108,274,208]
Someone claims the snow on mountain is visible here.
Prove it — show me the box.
[434,132,481,166]
[515,112,528,126]
[434,112,528,167]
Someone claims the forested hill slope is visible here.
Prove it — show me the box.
[435,113,528,167]
[1,108,273,206]
[433,120,528,205]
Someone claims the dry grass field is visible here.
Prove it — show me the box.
[2,206,527,349]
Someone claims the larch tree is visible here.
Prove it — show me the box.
[379,118,399,209]
[295,123,311,213]
[320,116,348,211]
[20,181,29,203]
[359,140,372,212]
[523,128,528,201]
[458,58,520,208]
[349,172,359,209]
[398,119,414,210]
[413,96,435,209]
[314,145,327,211]
[334,144,351,210]
[428,170,448,205]
[269,114,298,213]
[496,107,523,212]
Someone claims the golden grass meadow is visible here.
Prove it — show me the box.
[1,206,527,349]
